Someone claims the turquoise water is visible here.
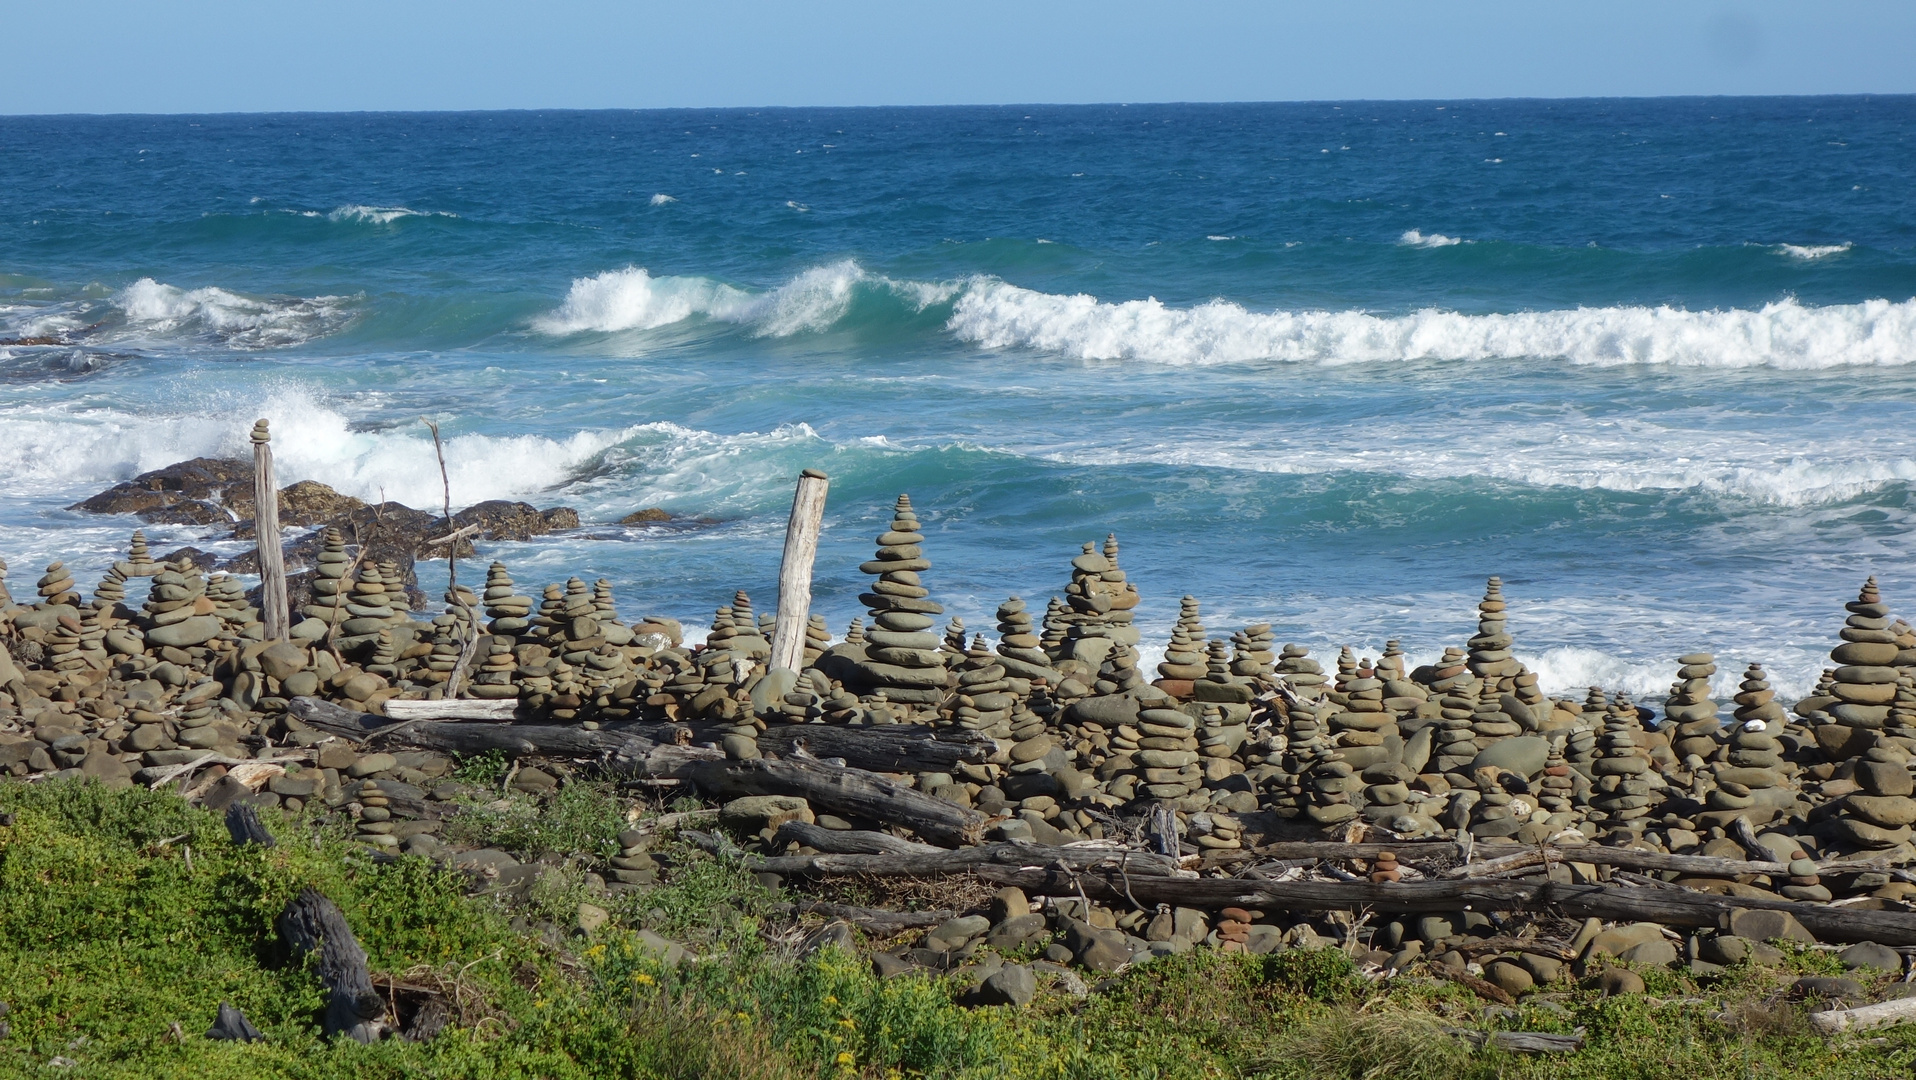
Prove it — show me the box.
[2,99,1914,700]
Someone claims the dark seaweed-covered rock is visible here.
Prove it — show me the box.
[70,457,251,524]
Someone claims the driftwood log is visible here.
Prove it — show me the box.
[774,900,956,936]
[1233,839,1891,881]
[1446,843,1890,881]
[289,698,720,776]
[225,802,276,847]
[685,829,1180,877]
[1450,1028,1586,1054]
[278,887,383,1043]
[381,699,521,721]
[685,755,990,848]
[773,821,941,856]
[1807,995,1916,1034]
[974,868,1916,946]
[755,723,991,772]
[288,698,987,775]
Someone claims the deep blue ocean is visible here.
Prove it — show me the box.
[2,98,1913,702]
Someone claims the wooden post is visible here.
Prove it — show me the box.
[251,419,289,640]
[769,468,829,673]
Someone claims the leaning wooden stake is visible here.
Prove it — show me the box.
[769,468,830,673]
[250,419,288,640]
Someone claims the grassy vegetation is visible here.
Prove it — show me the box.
[3,778,1916,1078]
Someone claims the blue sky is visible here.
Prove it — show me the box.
[3,0,1911,114]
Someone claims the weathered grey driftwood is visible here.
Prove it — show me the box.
[773,820,941,856]
[288,698,982,775]
[288,698,721,776]
[381,699,521,721]
[278,887,383,1043]
[685,755,990,848]
[1808,995,1916,1034]
[1453,844,1890,880]
[775,900,955,936]
[251,420,288,640]
[684,830,1179,877]
[1449,1028,1585,1053]
[769,469,829,674]
[206,1002,263,1042]
[225,801,275,847]
[974,869,1916,946]
[756,723,992,772]
[1237,838,1888,881]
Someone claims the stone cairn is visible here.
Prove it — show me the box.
[1050,535,1141,674]
[947,638,1015,738]
[850,496,950,708]
[1666,653,1723,762]
[1155,596,1208,694]
[1826,578,1899,730]
[1586,699,1653,834]
[1275,645,1329,702]
[993,596,1054,683]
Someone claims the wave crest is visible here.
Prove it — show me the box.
[532,262,958,338]
[327,205,456,225]
[1777,242,1852,260]
[946,284,1916,369]
[1399,229,1464,248]
[116,278,355,348]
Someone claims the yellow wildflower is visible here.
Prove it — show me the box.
[632,972,655,985]
[835,1051,855,1067]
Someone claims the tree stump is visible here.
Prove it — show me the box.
[278,887,383,1043]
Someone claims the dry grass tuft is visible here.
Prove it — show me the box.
[1255,1004,1480,1080]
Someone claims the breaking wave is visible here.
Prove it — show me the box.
[535,262,1916,369]
[1399,229,1464,248]
[326,204,457,225]
[532,261,957,337]
[946,284,1916,369]
[114,279,356,348]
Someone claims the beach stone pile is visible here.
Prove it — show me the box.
[1153,596,1207,694]
[846,496,949,707]
[11,480,1916,887]
[1049,535,1141,675]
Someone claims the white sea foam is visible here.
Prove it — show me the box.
[1032,414,1916,507]
[533,262,958,337]
[115,278,355,348]
[649,193,677,206]
[0,380,847,525]
[0,386,638,509]
[946,284,1916,369]
[1399,229,1463,248]
[326,205,456,225]
[1778,242,1852,260]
